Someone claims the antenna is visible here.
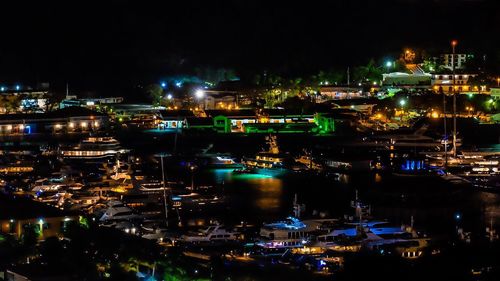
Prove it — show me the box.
[347,67,350,86]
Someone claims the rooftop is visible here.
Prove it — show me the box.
[0,193,74,220]
[0,107,107,122]
[206,109,256,117]
[158,109,195,119]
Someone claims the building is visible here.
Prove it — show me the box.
[382,72,431,88]
[431,74,487,94]
[203,94,238,110]
[242,109,317,134]
[0,83,51,114]
[440,53,473,70]
[319,86,364,100]
[0,107,108,136]
[0,194,78,240]
[157,109,194,130]
[155,109,338,134]
[207,109,257,133]
[59,96,123,109]
[184,117,214,131]
[329,99,377,115]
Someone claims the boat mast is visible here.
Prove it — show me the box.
[452,40,458,159]
[160,155,168,227]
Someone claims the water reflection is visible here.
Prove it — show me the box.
[477,191,500,228]
[205,168,500,232]
[210,169,283,213]
[249,178,283,212]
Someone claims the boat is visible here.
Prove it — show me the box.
[256,217,327,250]
[99,201,142,222]
[295,150,323,171]
[178,225,240,243]
[195,144,244,169]
[60,136,129,160]
[31,178,64,193]
[242,135,306,177]
[312,220,432,259]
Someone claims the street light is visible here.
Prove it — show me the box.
[167,94,172,100]
[399,99,406,107]
[385,61,392,68]
[195,89,204,99]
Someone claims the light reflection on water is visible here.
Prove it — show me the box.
[209,169,283,213]
[477,191,500,228]
[205,169,500,230]
[249,178,283,212]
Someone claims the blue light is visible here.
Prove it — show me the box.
[175,81,182,87]
[15,85,20,91]
[319,260,326,266]
[455,213,461,220]
[160,82,166,88]
[0,87,5,91]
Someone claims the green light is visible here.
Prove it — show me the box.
[489,99,494,103]
[232,173,273,179]
[399,99,406,106]
[468,93,473,99]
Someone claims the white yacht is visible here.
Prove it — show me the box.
[179,225,240,243]
[99,202,141,222]
[257,217,326,249]
[60,137,129,159]
[313,221,431,258]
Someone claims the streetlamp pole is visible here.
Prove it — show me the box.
[190,166,195,190]
[452,40,458,159]
[443,88,447,167]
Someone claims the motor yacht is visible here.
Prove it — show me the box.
[242,135,306,177]
[99,201,142,222]
[257,217,326,249]
[179,225,240,243]
[195,144,243,169]
[60,137,129,160]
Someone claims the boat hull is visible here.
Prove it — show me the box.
[249,167,289,177]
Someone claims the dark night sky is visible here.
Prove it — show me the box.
[0,0,498,96]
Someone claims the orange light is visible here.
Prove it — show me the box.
[451,40,458,46]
